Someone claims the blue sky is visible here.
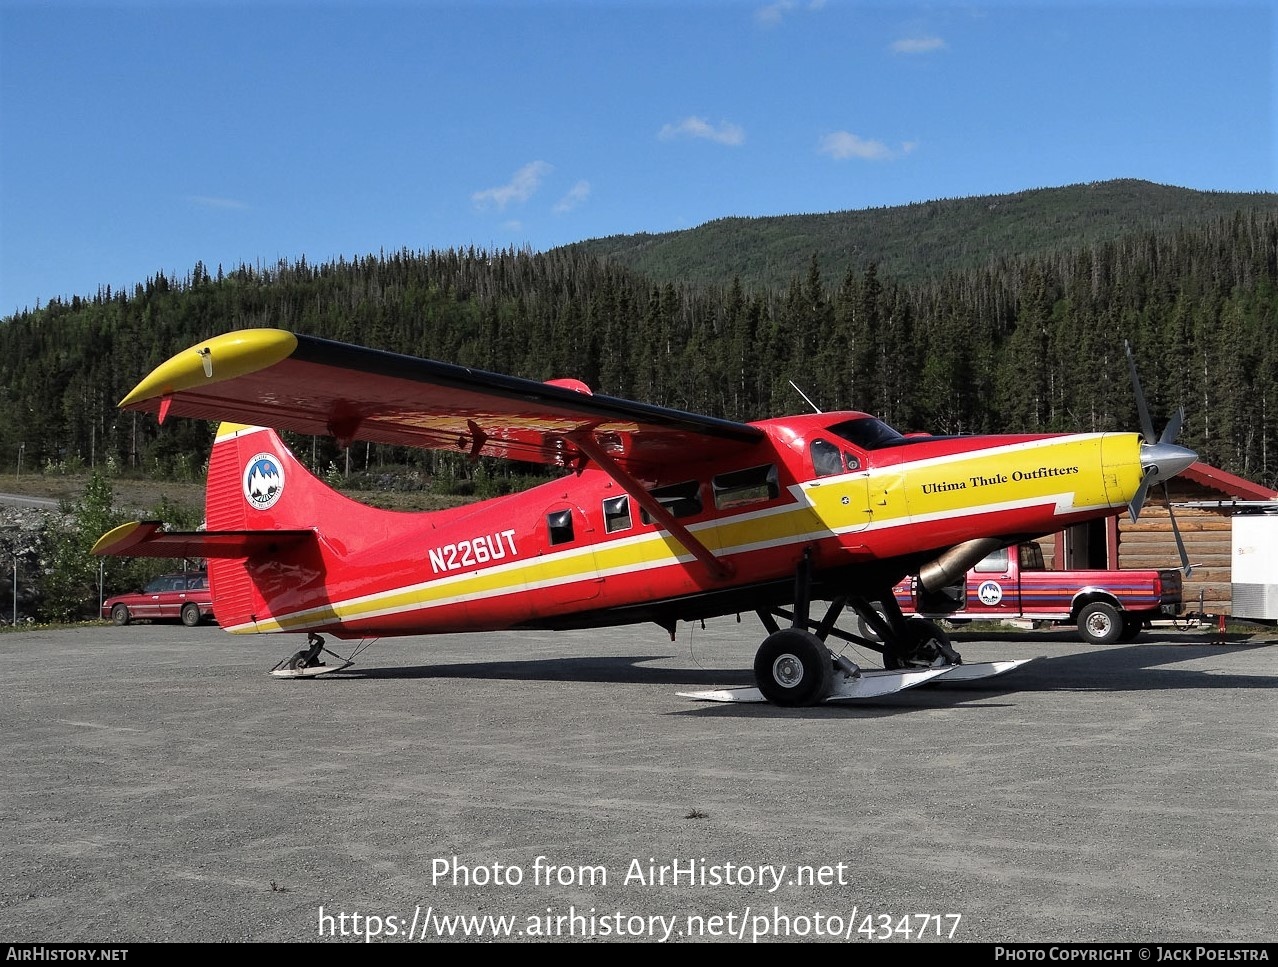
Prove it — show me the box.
[1,0,1273,316]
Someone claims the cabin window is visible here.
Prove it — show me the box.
[974,548,1009,572]
[640,480,702,524]
[547,509,575,545]
[603,495,632,533]
[713,464,779,510]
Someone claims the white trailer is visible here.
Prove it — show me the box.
[1230,514,1278,621]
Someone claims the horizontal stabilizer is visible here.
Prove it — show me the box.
[93,521,315,559]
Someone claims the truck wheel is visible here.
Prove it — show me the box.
[1078,603,1123,645]
[1118,614,1143,642]
[852,601,888,643]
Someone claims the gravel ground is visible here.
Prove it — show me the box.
[1,620,1275,944]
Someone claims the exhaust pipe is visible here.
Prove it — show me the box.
[918,538,1003,592]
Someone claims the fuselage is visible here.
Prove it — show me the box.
[207,414,1146,639]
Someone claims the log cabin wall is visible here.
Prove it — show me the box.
[1116,473,1275,618]
[1119,502,1231,616]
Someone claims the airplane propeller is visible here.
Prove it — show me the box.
[1124,341,1196,575]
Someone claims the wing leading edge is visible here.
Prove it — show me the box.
[119,329,764,471]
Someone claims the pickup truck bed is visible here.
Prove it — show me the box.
[893,543,1183,644]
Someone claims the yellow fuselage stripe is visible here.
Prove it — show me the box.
[227,433,1139,634]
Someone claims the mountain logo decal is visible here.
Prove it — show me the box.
[243,453,285,510]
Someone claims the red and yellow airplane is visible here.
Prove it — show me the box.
[94,328,1197,705]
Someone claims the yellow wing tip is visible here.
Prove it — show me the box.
[119,329,299,408]
[92,521,144,556]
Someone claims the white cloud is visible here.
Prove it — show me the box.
[553,180,591,214]
[891,35,946,54]
[818,131,917,161]
[756,0,795,26]
[188,195,249,210]
[657,116,745,146]
[471,161,554,211]
[756,0,822,26]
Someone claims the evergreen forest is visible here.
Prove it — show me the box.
[2,180,1277,492]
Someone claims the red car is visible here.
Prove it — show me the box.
[103,571,215,627]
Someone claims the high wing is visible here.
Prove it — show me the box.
[119,329,764,471]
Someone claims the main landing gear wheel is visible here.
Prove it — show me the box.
[753,628,834,707]
[285,633,327,671]
[884,617,959,670]
[271,633,359,678]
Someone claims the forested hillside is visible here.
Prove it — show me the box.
[2,197,1276,490]
[565,180,1278,290]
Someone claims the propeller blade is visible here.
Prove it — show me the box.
[1124,340,1157,444]
[1125,344,1195,571]
[1164,482,1192,576]
[1127,472,1152,522]
[1159,406,1184,446]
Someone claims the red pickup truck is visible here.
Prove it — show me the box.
[889,543,1184,644]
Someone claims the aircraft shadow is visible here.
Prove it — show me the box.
[335,655,744,687]
[323,638,1275,718]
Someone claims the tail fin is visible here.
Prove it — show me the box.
[205,422,311,533]
[90,421,323,565]
[96,423,400,634]
[203,423,401,632]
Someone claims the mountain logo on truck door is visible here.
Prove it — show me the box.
[977,580,1004,606]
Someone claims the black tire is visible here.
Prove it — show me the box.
[1118,613,1144,642]
[753,628,833,707]
[180,603,201,627]
[1078,602,1123,645]
[852,602,888,643]
[884,617,955,669]
[111,604,131,626]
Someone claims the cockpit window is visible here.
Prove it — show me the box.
[810,439,844,477]
[828,417,908,451]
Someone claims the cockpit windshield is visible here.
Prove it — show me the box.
[827,417,909,451]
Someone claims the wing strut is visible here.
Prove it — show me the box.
[567,432,732,581]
